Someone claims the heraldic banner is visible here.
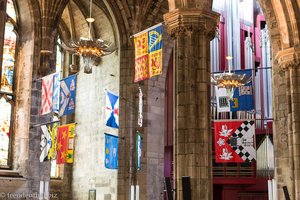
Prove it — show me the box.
[40,73,55,115]
[105,91,119,128]
[40,124,52,162]
[134,23,162,82]
[214,120,256,163]
[52,73,60,112]
[104,133,119,169]
[59,75,77,116]
[40,122,58,162]
[215,69,254,112]
[56,123,76,164]
[136,131,142,170]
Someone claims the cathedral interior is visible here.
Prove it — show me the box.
[0,0,300,199]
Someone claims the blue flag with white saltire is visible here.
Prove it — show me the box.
[215,69,254,112]
[52,73,60,112]
[59,75,77,116]
[105,91,119,128]
[105,133,118,169]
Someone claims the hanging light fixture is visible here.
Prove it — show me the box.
[61,0,115,74]
[211,56,252,100]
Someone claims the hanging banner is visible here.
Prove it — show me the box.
[214,120,256,163]
[59,75,77,116]
[215,69,254,112]
[104,133,119,169]
[66,123,76,163]
[134,31,149,82]
[134,23,163,82]
[40,125,52,162]
[52,73,60,113]
[48,122,58,160]
[56,125,69,164]
[40,73,55,115]
[105,91,119,128]
[138,87,143,127]
[148,25,163,78]
[56,123,76,164]
[136,132,142,170]
[230,70,254,112]
[40,122,58,162]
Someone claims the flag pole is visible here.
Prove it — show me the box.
[30,121,78,128]
[33,72,79,82]
[210,66,272,74]
[130,22,164,38]
[30,120,60,128]
[104,133,125,140]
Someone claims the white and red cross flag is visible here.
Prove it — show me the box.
[40,73,55,115]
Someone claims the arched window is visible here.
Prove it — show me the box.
[0,0,17,167]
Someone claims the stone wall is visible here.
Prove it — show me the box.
[71,7,120,200]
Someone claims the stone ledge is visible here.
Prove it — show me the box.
[0,170,24,179]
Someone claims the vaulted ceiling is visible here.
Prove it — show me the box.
[58,0,169,48]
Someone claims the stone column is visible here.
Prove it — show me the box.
[164,9,219,200]
[39,0,69,75]
[276,47,300,200]
[27,0,69,196]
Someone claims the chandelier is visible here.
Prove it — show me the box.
[211,56,252,100]
[61,0,115,74]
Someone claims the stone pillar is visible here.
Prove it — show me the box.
[27,0,69,196]
[276,47,300,200]
[39,0,69,75]
[164,9,219,200]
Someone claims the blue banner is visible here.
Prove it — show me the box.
[59,75,77,116]
[148,25,162,54]
[52,73,60,112]
[136,132,142,170]
[105,133,119,169]
[230,69,254,112]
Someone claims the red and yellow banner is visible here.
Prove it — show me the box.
[56,123,76,164]
[134,24,162,82]
[134,32,149,82]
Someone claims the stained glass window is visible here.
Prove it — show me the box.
[0,0,17,167]
[6,0,16,22]
[1,22,16,94]
[0,97,11,166]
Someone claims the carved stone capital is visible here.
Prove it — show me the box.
[275,47,300,70]
[163,8,220,40]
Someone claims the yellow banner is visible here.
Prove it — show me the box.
[48,123,58,160]
[134,24,163,82]
[149,49,162,77]
[66,123,75,163]
[134,32,150,82]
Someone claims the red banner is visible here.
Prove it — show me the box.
[40,73,54,115]
[56,125,69,164]
[214,120,256,163]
